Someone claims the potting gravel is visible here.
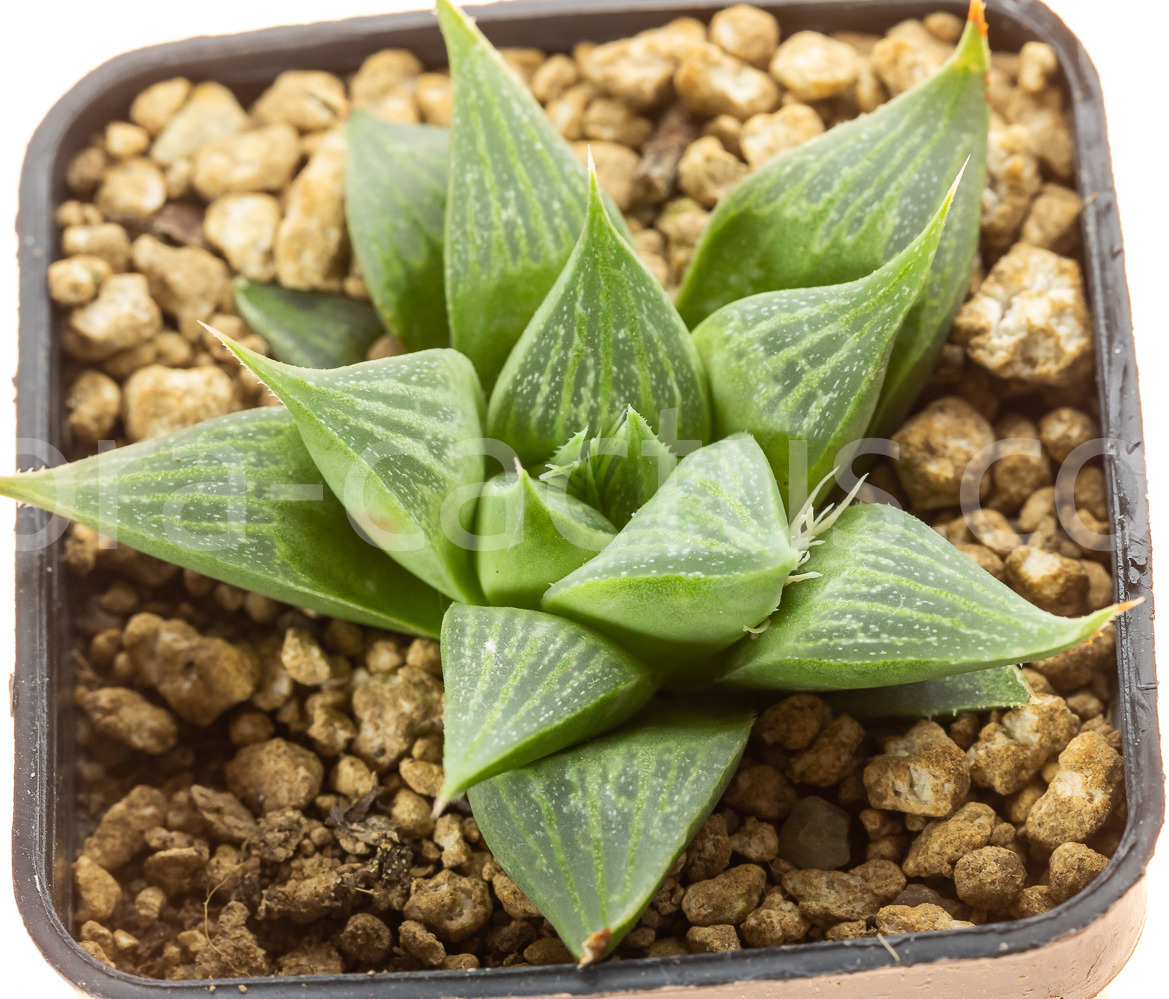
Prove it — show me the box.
[45,4,1125,977]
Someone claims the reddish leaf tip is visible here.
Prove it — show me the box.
[968,0,988,37]
[578,928,612,966]
[1087,597,1144,642]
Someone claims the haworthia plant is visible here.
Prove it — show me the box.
[2,0,1135,966]
[0,409,446,634]
[437,0,629,388]
[676,4,990,438]
[488,164,710,466]
[439,604,656,805]
[233,277,384,368]
[475,465,615,609]
[220,339,486,603]
[345,113,451,352]
[468,700,752,963]
[693,174,957,503]
[720,502,1124,691]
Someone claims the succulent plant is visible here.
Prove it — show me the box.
[4,0,1132,964]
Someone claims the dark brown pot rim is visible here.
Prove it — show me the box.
[12,1,1160,996]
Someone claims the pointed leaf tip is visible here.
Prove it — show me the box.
[435,0,468,32]
[1094,597,1143,637]
[0,408,447,635]
[584,152,615,231]
[486,158,709,465]
[439,0,630,387]
[468,699,752,959]
[579,929,612,967]
[722,503,1137,693]
[950,158,970,200]
[969,0,988,37]
[955,0,991,73]
[220,341,486,603]
[435,0,477,61]
[693,182,954,502]
[676,14,990,439]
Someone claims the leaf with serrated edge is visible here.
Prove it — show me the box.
[540,410,678,527]
[475,467,615,610]
[439,605,656,805]
[345,113,450,351]
[468,698,752,962]
[693,176,956,503]
[820,666,1033,720]
[437,0,630,388]
[233,277,384,368]
[544,434,797,673]
[721,502,1128,691]
[487,165,710,466]
[0,408,446,635]
[676,5,990,438]
[593,408,678,528]
[541,428,602,508]
[221,340,485,603]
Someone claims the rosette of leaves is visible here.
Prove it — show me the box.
[3,0,1132,965]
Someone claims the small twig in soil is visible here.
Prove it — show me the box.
[632,104,696,205]
[875,932,901,963]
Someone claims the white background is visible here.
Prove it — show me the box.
[0,1,1164,994]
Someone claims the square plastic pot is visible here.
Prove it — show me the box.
[12,1,1161,997]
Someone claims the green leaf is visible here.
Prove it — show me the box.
[721,502,1127,691]
[820,666,1033,720]
[345,113,450,351]
[692,178,956,503]
[467,698,752,962]
[592,408,678,528]
[439,605,656,805]
[544,434,798,673]
[487,166,710,466]
[233,277,383,368]
[221,341,486,603]
[475,466,615,610]
[437,0,631,389]
[0,408,446,635]
[675,12,990,438]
